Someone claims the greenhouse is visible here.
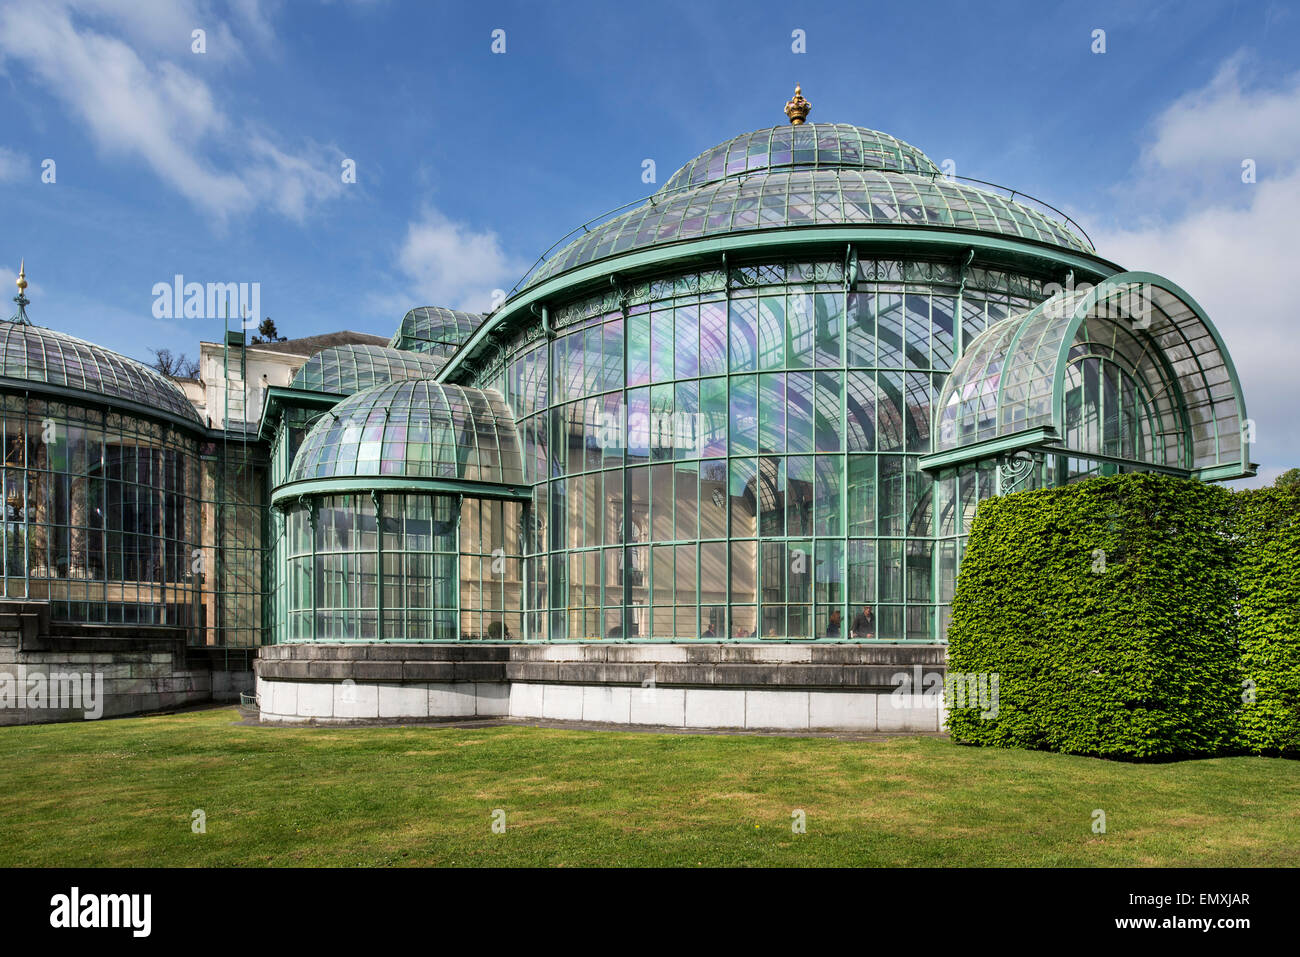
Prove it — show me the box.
[288,344,446,396]
[0,90,1259,728]
[0,87,1256,731]
[2,90,1252,718]
[0,266,205,630]
[261,90,1253,651]
[389,306,484,357]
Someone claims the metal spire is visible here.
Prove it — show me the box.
[9,259,31,324]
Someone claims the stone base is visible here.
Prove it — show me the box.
[258,679,510,725]
[255,643,949,732]
[0,601,255,726]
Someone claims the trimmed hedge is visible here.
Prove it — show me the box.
[946,474,1241,760]
[1234,484,1300,755]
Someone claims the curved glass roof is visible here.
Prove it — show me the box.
[934,271,1248,474]
[289,344,445,396]
[525,167,1091,289]
[660,124,941,194]
[389,306,484,357]
[287,380,524,486]
[0,321,201,425]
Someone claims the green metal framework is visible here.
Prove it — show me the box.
[0,322,203,427]
[461,254,1069,642]
[918,274,1253,638]
[661,124,942,193]
[0,306,269,649]
[289,344,446,396]
[0,303,209,632]
[927,272,1252,478]
[0,390,203,626]
[410,118,1136,644]
[284,380,525,487]
[278,491,526,642]
[201,326,269,651]
[389,306,484,358]
[269,378,529,643]
[256,121,1252,647]
[264,371,531,643]
[525,169,1093,289]
[474,226,1121,382]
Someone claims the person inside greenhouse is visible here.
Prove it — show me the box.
[826,610,843,639]
[851,607,875,638]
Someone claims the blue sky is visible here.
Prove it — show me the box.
[0,0,1297,481]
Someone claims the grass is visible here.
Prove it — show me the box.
[1,707,1297,867]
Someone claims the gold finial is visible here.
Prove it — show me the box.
[9,258,31,324]
[784,84,811,125]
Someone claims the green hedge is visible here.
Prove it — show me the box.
[1233,485,1300,755]
[946,474,1240,760]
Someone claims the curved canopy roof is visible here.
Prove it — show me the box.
[931,271,1249,476]
[0,321,201,426]
[524,165,1092,290]
[659,123,941,194]
[389,306,483,357]
[284,379,524,490]
[289,344,445,396]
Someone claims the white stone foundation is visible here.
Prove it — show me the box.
[257,676,945,732]
[258,677,510,725]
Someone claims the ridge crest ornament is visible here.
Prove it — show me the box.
[9,259,32,325]
[784,85,811,125]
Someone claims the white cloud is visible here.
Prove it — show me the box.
[0,0,341,223]
[227,0,278,51]
[0,146,27,182]
[1141,54,1300,177]
[394,209,528,314]
[1089,55,1300,484]
[25,0,251,65]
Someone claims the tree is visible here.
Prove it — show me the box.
[1274,468,1300,489]
[149,348,199,379]
[250,317,287,344]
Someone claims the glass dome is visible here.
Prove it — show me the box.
[934,271,1248,473]
[286,379,525,486]
[0,321,201,425]
[389,306,484,357]
[659,123,942,194]
[289,344,446,396]
[525,167,1092,289]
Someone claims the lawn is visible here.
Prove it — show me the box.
[1,708,1297,867]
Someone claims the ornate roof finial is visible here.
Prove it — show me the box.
[784,84,811,125]
[10,259,32,325]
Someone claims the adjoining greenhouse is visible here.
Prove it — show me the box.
[0,276,205,629]
[269,380,527,642]
[0,265,263,724]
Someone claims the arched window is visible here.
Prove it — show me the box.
[931,272,1250,480]
[1062,353,1163,465]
